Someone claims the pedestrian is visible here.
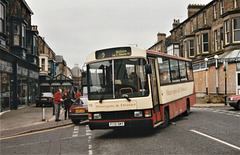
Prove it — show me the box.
[62,90,72,120]
[75,90,82,99]
[54,89,63,121]
[69,87,75,99]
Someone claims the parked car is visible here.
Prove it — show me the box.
[228,94,240,110]
[36,92,54,107]
[69,97,88,124]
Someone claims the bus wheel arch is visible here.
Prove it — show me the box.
[161,106,169,128]
[183,98,190,116]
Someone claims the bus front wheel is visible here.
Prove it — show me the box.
[183,100,190,116]
[161,109,169,128]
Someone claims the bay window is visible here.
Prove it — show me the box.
[202,33,208,52]
[197,35,200,54]
[189,40,194,57]
[13,22,26,47]
[214,30,218,51]
[225,20,230,44]
[233,17,240,42]
[0,3,5,33]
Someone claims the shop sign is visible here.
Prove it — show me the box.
[22,68,28,77]
[0,60,12,73]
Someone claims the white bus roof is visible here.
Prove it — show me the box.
[86,46,146,64]
[86,46,192,64]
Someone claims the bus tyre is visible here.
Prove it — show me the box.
[161,109,169,128]
[183,101,190,116]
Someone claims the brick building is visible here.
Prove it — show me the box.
[149,0,240,99]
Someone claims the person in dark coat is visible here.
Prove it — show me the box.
[62,90,72,120]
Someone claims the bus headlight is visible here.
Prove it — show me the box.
[144,110,152,117]
[94,113,102,119]
[134,111,143,117]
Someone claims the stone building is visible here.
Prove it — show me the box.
[149,0,240,100]
[0,0,39,111]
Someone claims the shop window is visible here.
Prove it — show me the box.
[233,18,240,42]
[225,20,230,44]
[202,33,208,52]
[1,73,10,111]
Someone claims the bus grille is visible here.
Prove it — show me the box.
[101,111,134,120]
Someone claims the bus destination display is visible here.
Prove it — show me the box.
[96,47,131,59]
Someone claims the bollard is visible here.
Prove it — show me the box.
[42,104,46,121]
[52,103,55,115]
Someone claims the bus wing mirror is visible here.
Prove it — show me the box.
[145,64,152,74]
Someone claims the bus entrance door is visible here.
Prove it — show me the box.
[148,58,162,124]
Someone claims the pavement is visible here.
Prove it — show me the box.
[0,100,229,139]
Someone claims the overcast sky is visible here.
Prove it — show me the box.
[25,0,211,69]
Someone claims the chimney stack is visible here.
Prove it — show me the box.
[172,19,180,29]
[187,4,205,18]
[157,33,166,42]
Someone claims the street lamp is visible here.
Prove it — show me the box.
[204,58,209,95]
[214,55,219,95]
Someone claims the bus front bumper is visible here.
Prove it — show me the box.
[89,118,153,130]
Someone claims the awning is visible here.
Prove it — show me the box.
[51,82,61,86]
[219,49,240,62]
[62,82,72,86]
[40,83,50,86]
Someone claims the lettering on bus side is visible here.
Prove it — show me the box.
[166,87,187,96]
[95,103,136,109]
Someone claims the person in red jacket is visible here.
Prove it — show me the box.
[75,90,82,99]
[54,89,63,121]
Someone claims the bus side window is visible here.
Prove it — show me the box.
[186,62,194,81]
[179,61,187,81]
[170,59,180,82]
[158,57,171,84]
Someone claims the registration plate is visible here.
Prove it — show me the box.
[76,109,85,113]
[41,98,47,100]
[109,122,125,127]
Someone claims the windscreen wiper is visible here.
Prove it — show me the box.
[99,94,104,103]
[122,94,131,102]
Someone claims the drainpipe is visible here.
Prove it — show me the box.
[214,55,219,95]
[204,58,209,95]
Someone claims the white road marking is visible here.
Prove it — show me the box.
[86,125,93,155]
[190,130,240,151]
